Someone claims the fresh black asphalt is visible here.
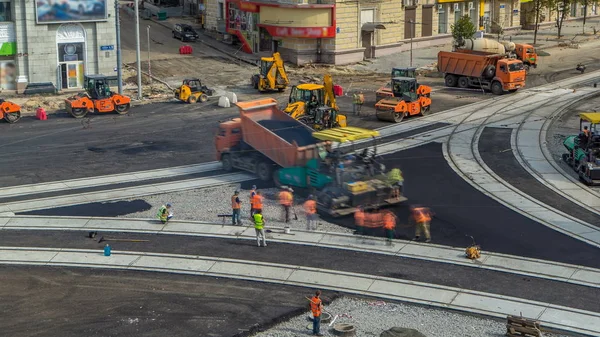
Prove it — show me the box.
[0,229,598,313]
[0,265,321,337]
[18,142,600,268]
[479,127,600,226]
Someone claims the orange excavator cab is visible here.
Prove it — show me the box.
[65,75,131,118]
[0,98,21,124]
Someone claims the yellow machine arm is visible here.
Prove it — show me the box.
[266,52,289,89]
[323,74,338,111]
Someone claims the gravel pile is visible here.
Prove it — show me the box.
[117,184,353,234]
[251,297,570,337]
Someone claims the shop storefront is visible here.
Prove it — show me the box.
[0,22,16,90]
[225,0,335,60]
[56,24,86,89]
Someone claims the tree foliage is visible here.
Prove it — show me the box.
[451,15,477,47]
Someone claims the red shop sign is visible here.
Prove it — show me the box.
[262,25,335,38]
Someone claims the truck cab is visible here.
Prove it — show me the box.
[514,43,537,71]
[215,118,242,161]
[495,59,526,93]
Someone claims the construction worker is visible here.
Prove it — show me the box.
[309,290,324,336]
[356,91,365,116]
[278,187,293,223]
[253,209,267,247]
[387,168,403,199]
[249,185,257,219]
[582,126,591,145]
[157,203,173,224]
[252,190,264,216]
[354,206,365,235]
[304,195,317,230]
[411,205,432,243]
[231,190,242,226]
[383,211,396,245]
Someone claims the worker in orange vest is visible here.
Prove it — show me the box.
[279,187,293,223]
[309,290,324,336]
[231,190,242,226]
[303,195,317,230]
[249,185,257,219]
[411,205,433,243]
[252,190,263,215]
[354,206,365,235]
[383,211,396,245]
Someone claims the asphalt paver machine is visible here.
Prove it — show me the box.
[563,112,600,185]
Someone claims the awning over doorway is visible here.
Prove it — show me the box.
[361,23,386,32]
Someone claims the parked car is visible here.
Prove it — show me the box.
[172,24,199,42]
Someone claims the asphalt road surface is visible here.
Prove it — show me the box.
[20,143,600,267]
[0,230,598,313]
[0,265,316,337]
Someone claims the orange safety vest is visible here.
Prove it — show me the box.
[310,296,322,317]
[413,208,431,223]
[304,200,316,214]
[231,195,241,209]
[252,194,263,209]
[383,212,395,230]
[354,210,365,226]
[279,191,293,206]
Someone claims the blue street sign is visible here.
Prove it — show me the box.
[101,45,115,51]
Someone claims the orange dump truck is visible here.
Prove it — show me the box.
[215,98,329,181]
[437,51,526,95]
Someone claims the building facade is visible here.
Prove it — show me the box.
[8,0,117,93]
[203,0,597,65]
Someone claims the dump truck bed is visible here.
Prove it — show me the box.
[438,51,500,78]
[236,98,327,168]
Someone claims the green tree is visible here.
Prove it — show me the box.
[580,0,593,33]
[451,15,477,48]
[556,0,571,38]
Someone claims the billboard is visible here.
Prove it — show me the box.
[36,0,107,23]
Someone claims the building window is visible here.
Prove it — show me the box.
[0,2,11,22]
[438,5,447,34]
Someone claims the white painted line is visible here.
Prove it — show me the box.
[2,215,599,289]
[0,162,223,199]
[2,172,254,213]
[0,246,597,337]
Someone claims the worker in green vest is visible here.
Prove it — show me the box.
[353,92,364,116]
[253,209,267,247]
[387,168,403,199]
[157,203,173,224]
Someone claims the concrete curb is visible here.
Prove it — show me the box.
[1,215,599,289]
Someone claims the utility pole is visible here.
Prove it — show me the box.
[134,0,142,100]
[147,25,151,85]
[115,0,123,94]
[409,19,414,67]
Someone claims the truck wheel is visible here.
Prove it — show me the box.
[199,94,208,103]
[188,95,197,104]
[457,77,469,89]
[256,161,272,181]
[524,64,530,74]
[445,75,458,87]
[221,154,233,171]
[115,103,130,114]
[491,82,504,95]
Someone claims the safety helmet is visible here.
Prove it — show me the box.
[166,203,172,207]
[252,185,257,190]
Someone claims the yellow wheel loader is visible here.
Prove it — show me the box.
[174,78,214,104]
[251,52,289,92]
[283,74,347,130]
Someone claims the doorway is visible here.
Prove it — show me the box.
[404,8,416,39]
[60,62,84,89]
[361,31,373,59]
[421,6,433,37]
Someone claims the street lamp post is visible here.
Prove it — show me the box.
[115,0,123,94]
[147,25,151,85]
[134,0,142,100]
[409,19,414,67]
